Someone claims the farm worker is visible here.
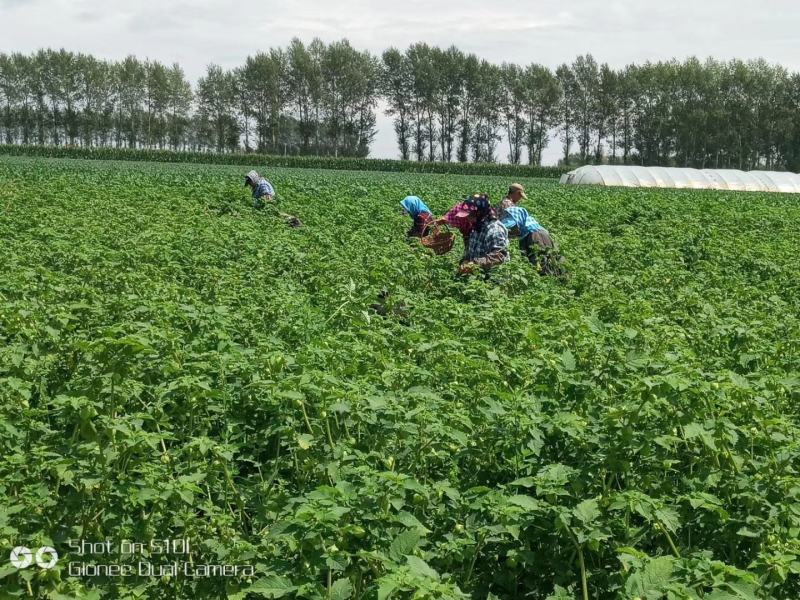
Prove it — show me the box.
[500,205,565,276]
[400,196,434,238]
[458,193,510,274]
[436,198,476,244]
[495,182,527,226]
[244,169,275,209]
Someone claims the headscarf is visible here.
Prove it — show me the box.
[500,206,542,237]
[400,196,432,218]
[466,193,495,224]
[245,170,261,186]
[444,201,475,237]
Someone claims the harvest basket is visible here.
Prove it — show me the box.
[420,222,455,255]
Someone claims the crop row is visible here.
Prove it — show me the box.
[0,145,567,178]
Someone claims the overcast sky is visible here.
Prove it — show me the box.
[2,0,799,164]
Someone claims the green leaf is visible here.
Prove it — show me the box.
[705,593,740,600]
[721,582,759,600]
[509,477,536,488]
[405,555,439,580]
[247,574,297,598]
[683,422,717,450]
[297,434,314,450]
[545,585,574,600]
[377,579,397,600]
[624,556,675,597]
[507,495,540,512]
[654,507,680,533]
[330,578,353,600]
[573,499,600,525]
[389,529,420,562]
[0,564,18,580]
[394,511,431,532]
[736,526,760,538]
[560,350,576,371]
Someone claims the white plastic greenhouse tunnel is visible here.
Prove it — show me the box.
[559,165,800,193]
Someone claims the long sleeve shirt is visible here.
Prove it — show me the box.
[252,178,275,208]
[499,206,543,238]
[462,219,510,268]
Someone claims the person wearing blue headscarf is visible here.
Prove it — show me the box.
[400,196,434,238]
[500,206,565,276]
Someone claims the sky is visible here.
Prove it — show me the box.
[2,0,799,165]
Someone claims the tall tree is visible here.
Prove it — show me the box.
[571,54,599,162]
[196,64,238,152]
[501,63,526,165]
[555,63,576,164]
[521,64,561,166]
[434,46,464,163]
[381,47,413,160]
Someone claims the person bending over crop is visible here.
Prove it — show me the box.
[244,169,303,227]
[400,195,434,237]
[245,170,275,209]
[458,194,510,274]
[436,198,476,244]
[500,205,565,276]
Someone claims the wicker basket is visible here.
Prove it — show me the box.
[420,222,456,255]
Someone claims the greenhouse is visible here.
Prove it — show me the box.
[559,165,800,193]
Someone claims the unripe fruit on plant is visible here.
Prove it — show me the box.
[711,382,720,389]
[454,523,464,533]
[506,555,518,568]
[160,454,171,464]
[349,526,366,538]
[384,456,395,469]
[320,410,327,418]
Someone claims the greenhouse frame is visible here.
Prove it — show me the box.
[559,165,800,193]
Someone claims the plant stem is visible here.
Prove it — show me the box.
[577,545,589,600]
[463,531,486,588]
[299,401,314,434]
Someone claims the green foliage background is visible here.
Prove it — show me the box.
[0,156,799,599]
[0,146,567,179]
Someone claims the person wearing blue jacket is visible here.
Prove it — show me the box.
[245,170,275,209]
[400,195,434,238]
[500,206,565,276]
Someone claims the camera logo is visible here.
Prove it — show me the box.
[9,546,58,570]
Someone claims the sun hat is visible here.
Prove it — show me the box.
[509,183,527,199]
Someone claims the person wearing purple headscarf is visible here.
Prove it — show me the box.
[458,193,509,274]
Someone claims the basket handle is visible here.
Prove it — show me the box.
[423,220,452,237]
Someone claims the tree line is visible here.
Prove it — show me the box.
[1,43,799,170]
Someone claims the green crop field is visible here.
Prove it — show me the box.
[1,156,799,600]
